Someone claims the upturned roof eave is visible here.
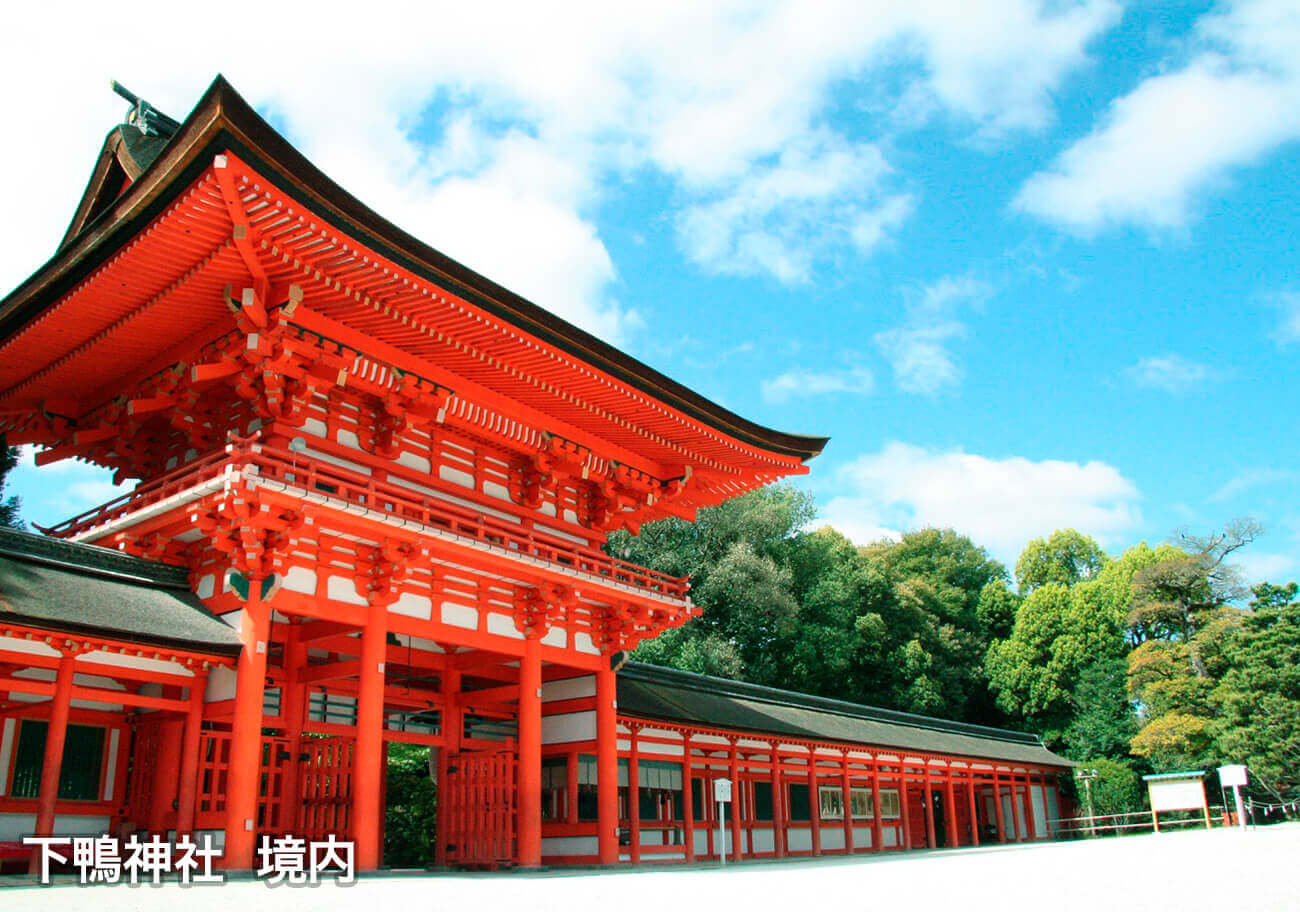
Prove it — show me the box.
[0,75,828,463]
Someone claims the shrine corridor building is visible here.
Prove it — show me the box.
[0,79,1071,873]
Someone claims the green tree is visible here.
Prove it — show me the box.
[976,580,1019,642]
[384,744,437,867]
[1015,529,1107,593]
[1210,582,1300,798]
[0,436,22,529]
[1063,658,1137,761]
[1079,757,1143,817]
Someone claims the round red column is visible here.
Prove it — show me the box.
[353,600,389,871]
[595,665,619,864]
[223,586,270,869]
[435,668,462,866]
[28,652,76,873]
[175,672,208,836]
[517,636,543,867]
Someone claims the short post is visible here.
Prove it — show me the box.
[714,777,732,866]
[1075,768,1097,837]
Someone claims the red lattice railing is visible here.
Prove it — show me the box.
[43,441,692,602]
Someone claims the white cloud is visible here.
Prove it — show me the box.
[1272,290,1300,345]
[821,441,1141,565]
[1233,550,1297,586]
[0,1,1119,331]
[874,275,991,394]
[1126,354,1214,392]
[1209,468,1298,503]
[761,365,874,404]
[1016,0,1300,233]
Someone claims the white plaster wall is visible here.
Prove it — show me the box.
[541,836,598,857]
[207,666,237,703]
[0,635,59,657]
[852,825,873,849]
[786,827,812,852]
[820,827,845,851]
[542,676,595,702]
[750,829,775,853]
[1046,787,1061,836]
[542,711,596,745]
[0,814,110,840]
[1031,784,1049,837]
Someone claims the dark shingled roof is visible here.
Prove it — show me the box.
[617,662,1074,768]
[0,527,240,656]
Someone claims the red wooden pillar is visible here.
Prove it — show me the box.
[1010,775,1025,842]
[923,765,936,849]
[628,725,641,864]
[993,775,1007,843]
[898,767,912,850]
[278,626,307,833]
[944,765,959,848]
[808,753,822,856]
[966,777,980,847]
[682,734,695,861]
[148,717,185,832]
[28,652,76,873]
[517,636,543,868]
[728,741,742,861]
[870,756,883,852]
[1024,775,1038,840]
[594,666,618,865]
[223,585,270,869]
[354,600,389,871]
[175,672,208,835]
[435,668,461,866]
[840,751,853,854]
[771,743,786,858]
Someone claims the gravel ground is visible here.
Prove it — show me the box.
[3,822,1296,912]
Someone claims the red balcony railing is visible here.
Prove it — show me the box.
[43,442,692,602]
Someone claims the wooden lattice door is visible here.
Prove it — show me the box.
[443,749,516,868]
[299,736,355,842]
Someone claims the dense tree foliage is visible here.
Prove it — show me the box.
[384,744,437,868]
[0,437,21,529]
[609,497,1300,813]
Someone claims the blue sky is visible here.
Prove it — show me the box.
[2,1,1298,581]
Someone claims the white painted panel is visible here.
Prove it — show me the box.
[483,481,510,501]
[542,711,596,745]
[1046,787,1061,836]
[282,566,317,595]
[103,728,120,801]
[0,718,14,796]
[883,826,899,847]
[439,465,475,488]
[543,676,595,702]
[786,827,812,852]
[441,602,478,629]
[0,814,109,839]
[693,829,711,856]
[638,742,685,758]
[572,632,598,655]
[541,626,567,648]
[327,575,367,606]
[302,417,327,438]
[194,573,216,600]
[77,651,193,677]
[750,829,775,853]
[541,836,598,856]
[207,666,237,703]
[1002,794,1018,839]
[853,825,872,849]
[0,635,60,657]
[391,593,432,620]
[486,613,524,639]
[820,827,845,850]
[397,451,432,474]
[1031,784,1049,836]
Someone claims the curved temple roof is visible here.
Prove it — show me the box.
[0,76,827,466]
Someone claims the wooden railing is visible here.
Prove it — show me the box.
[44,441,692,602]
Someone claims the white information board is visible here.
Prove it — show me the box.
[1149,779,1206,812]
[1219,765,1248,788]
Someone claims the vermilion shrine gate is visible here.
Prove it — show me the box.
[0,78,1071,873]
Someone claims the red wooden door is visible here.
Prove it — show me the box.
[443,749,516,868]
[299,736,355,842]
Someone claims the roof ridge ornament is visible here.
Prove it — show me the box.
[111,80,180,138]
